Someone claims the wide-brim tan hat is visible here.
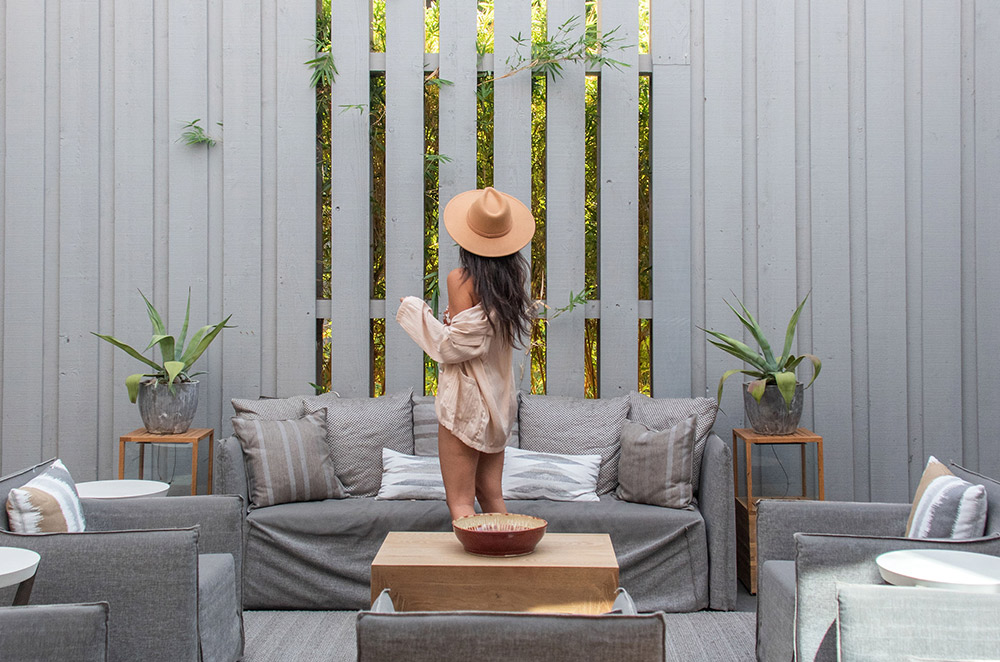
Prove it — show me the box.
[443,187,535,257]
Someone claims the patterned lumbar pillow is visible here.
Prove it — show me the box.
[231,394,313,420]
[376,448,446,500]
[502,446,601,502]
[906,456,987,539]
[626,391,718,492]
[616,415,697,509]
[518,394,628,495]
[413,394,519,456]
[6,459,86,533]
[232,408,346,509]
[303,389,414,497]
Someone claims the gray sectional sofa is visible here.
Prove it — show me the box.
[215,392,736,613]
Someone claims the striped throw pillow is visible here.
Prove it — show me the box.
[376,448,446,500]
[6,459,86,533]
[626,392,718,492]
[232,409,346,509]
[616,415,697,509]
[907,456,987,539]
[502,447,601,502]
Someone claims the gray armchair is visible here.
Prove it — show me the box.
[755,461,1000,662]
[0,602,109,661]
[0,459,244,662]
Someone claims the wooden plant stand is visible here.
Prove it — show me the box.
[118,428,214,496]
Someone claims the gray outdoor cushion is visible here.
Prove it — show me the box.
[198,553,243,662]
[0,602,109,661]
[756,560,795,662]
[616,416,696,509]
[0,459,58,531]
[950,461,1000,534]
[231,395,310,420]
[626,391,718,491]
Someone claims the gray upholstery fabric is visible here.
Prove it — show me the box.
[198,554,243,662]
[243,495,709,612]
[756,560,795,662]
[794,532,1000,662]
[837,584,1000,662]
[214,437,250,505]
[355,609,667,662]
[698,433,737,610]
[626,391,718,491]
[0,602,109,661]
[950,461,1000,534]
[231,395,308,420]
[616,417,696,508]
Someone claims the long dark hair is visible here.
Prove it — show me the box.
[459,247,533,348]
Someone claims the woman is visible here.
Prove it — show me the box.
[396,186,534,521]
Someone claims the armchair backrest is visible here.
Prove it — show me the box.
[0,459,57,531]
[950,462,1000,535]
[0,602,110,661]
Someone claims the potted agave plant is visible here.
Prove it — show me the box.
[702,294,821,435]
[93,290,232,434]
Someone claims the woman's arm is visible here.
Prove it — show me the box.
[395,294,490,364]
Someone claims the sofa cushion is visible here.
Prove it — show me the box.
[413,394,518,456]
[231,395,310,420]
[502,447,601,502]
[626,391,717,491]
[906,456,986,539]
[6,458,86,533]
[518,394,628,495]
[949,461,1000,535]
[616,416,696,509]
[304,389,414,497]
[197,553,243,662]
[376,449,445,500]
[232,409,346,508]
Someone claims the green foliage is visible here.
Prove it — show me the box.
[92,290,233,403]
[178,119,218,147]
[702,295,822,409]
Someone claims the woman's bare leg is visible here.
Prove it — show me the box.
[438,424,479,520]
[475,449,507,514]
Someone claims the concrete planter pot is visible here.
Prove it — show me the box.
[743,382,803,435]
[137,379,199,434]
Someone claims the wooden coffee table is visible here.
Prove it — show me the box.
[371,531,619,614]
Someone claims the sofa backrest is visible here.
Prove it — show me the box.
[0,459,57,531]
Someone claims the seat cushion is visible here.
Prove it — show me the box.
[198,553,243,662]
[756,560,796,662]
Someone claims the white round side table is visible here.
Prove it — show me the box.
[876,548,1000,593]
[76,479,170,499]
[0,546,41,605]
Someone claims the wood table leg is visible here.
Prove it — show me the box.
[118,438,126,479]
[138,443,145,480]
[206,431,214,495]
[190,439,199,496]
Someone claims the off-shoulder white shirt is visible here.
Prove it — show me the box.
[395,296,516,453]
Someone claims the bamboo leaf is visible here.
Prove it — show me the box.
[91,333,162,371]
[773,371,798,409]
[125,373,145,404]
[780,293,810,367]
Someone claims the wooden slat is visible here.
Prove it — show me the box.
[808,0,854,501]
[438,0,477,303]
[330,0,372,396]
[975,1,1000,479]
[221,0,263,431]
[865,0,908,502]
[42,0,60,464]
[959,0,977,471]
[276,0,318,396]
[599,0,639,397]
[57,0,101,478]
[384,0,426,394]
[650,0,692,397]
[206,0,225,438]
[701,0,743,424]
[494,0,533,391]
[2,2,46,472]
[260,0,278,398]
[97,0,116,478]
[545,0,587,397]
[920,0,963,473]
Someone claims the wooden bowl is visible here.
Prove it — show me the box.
[452,513,548,557]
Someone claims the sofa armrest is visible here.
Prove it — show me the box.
[698,432,736,610]
[214,436,250,505]
[82,494,245,607]
[756,499,910,568]
[0,602,110,659]
[794,532,1000,662]
[0,527,201,661]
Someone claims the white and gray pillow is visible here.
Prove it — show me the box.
[502,446,601,502]
[626,391,718,491]
[231,394,311,420]
[232,409,346,509]
[616,416,697,509]
[518,393,628,495]
[907,456,987,539]
[304,389,414,497]
[413,394,519,456]
[376,448,446,500]
[6,459,86,533]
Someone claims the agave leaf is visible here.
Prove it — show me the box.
[164,361,186,394]
[799,353,822,388]
[730,298,777,367]
[780,293,810,368]
[178,315,233,369]
[139,290,167,337]
[773,371,798,409]
[125,373,145,404]
[91,332,162,371]
[717,369,746,403]
[147,334,176,364]
[177,288,192,358]
[702,328,768,369]
[747,379,768,402]
[783,355,805,371]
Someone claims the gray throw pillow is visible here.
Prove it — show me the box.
[413,394,519,456]
[232,409,346,509]
[231,395,310,420]
[518,393,629,495]
[304,389,414,497]
[616,416,697,509]
[626,391,718,491]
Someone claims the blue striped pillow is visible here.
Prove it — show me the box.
[907,459,987,539]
